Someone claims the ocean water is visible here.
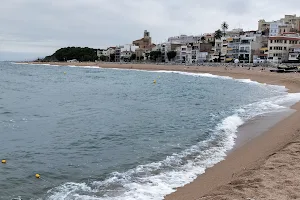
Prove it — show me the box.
[1,62,300,200]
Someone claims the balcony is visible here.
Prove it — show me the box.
[239,50,250,53]
[228,50,239,54]
[240,40,250,44]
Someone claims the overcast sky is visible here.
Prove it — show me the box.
[0,0,299,61]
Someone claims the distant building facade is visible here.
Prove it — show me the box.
[132,30,154,50]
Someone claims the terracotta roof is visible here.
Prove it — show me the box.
[269,36,300,41]
[133,38,144,43]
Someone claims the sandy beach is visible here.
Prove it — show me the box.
[29,62,300,199]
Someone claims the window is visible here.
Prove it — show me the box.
[284,40,287,43]
[284,47,286,50]
[270,47,273,50]
[270,40,273,43]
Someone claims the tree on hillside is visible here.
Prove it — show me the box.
[100,55,108,61]
[46,47,98,62]
[261,28,269,36]
[167,51,177,61]
[221,21,229,37]
[144,52,150,60]
[130,53,136,61]
[109,54,115,62]
[200,36,206,43]
[214,29,223,40]
[150,51,162,62]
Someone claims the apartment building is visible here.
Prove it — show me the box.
[254,47,268,62]
[212,31,264,63]
[120,51,132,60]
[107,47,116,55]
[174,42,211,63]
[168,35,200,44]
[226,37,241,61]
[270,21,284,36]
[238,32,263,63]
[115,47,121,62]
[258,19,271,32]
[225,28,243,37]
[288,45,300,62]
[201,33,215,43]
[259,15,300,35]
[96,49,107,58]
[175,45,190,63]
[280,14,300,31]
[268,33,300,62]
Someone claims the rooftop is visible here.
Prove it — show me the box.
[269,36,300,41]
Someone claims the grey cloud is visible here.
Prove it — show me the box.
[1,0,300,60]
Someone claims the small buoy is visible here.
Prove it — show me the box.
[153,80,156,84]
[64,72,66,75]
[1,160,6,164]
[35,174,40,179]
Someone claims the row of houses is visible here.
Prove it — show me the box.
[205,14,300,63]
[97,14,300,64]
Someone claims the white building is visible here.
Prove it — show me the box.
[268,34,300,62]
[152,43,171,62]
[97,49,108,57]
[168,35,200,44]
[238,31,263,63]
[121,44,139,52]
[107,47,116,55]
[187,51,208,63]
[175,44,209,64]
[120,51,132,60]
[288,45,300,61]
[270,21,284,36]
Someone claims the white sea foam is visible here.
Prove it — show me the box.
[11,62,99,69]
[45,91,300,199]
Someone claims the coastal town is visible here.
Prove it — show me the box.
[3,1,300,198]
[93,14,300,65]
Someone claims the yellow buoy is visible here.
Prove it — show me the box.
[64,72,66,75]
[1,160,6,164]
[35,174,40,179]
[153,80,156,84]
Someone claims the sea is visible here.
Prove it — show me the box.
[1,62,300,200]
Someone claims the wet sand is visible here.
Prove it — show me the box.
[28,62,300,200]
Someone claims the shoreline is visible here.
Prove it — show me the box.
[24,62,300,199]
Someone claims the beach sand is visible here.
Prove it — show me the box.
[29,62,300,200]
